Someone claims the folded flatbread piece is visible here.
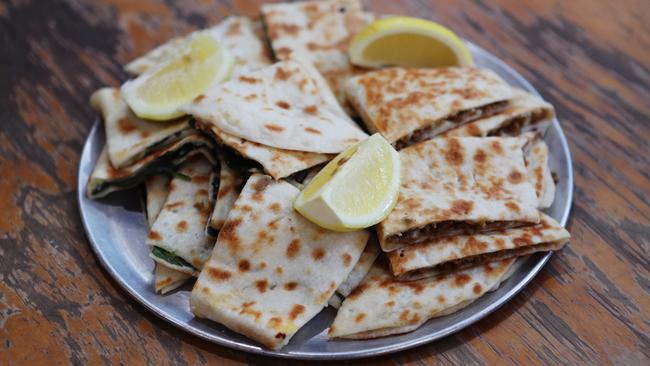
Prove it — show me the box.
[524,134,556,208]
[86,134,215,198]
[183,59,367,154]
[91,88,191,169]
[261,0,372,112]
[145,174,172,227]
[345,67,513,148]
[206,157,246,236]
[378,137,540,251]
[387,213,569,280]
[329,257,516,339]
[190,174,369,349]
[194,122,333,179]
[441,88,557,209]
[144,174,193,293]
[125,16,271,77]
[146,156,216,276]
[328,236,380,308]
[443,88,554,138]
[154,265,192,295]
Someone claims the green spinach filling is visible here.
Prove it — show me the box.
[91,142,204,196]
[151,246,196,270]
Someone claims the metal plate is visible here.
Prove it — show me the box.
[77,42,573,360]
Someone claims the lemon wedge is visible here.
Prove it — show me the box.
[348,16,472,68]
[122,32,234,121]
[294,133,401,232]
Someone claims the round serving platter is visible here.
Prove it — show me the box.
[77,41,573,360]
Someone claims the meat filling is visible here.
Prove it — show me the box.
[387,220,530,246]
[395,101,509,149]
[397,242,558,281]
[489,108,551,136]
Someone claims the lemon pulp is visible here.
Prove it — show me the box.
[349,16,472,68]
[362,33,460,67]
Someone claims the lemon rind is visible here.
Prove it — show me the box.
[349,16,472,68]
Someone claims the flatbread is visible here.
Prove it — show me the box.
[524,134,556,208]
[206,157,246,236]
[378,137,540,251]
[86,134,215,199]
[444,102,557,208]
[194,122,333,179]
[443,88,554,137]
[387,213,569,280]
[445,115,556,209]
[125,16,271,77]
[190,174,369,349]
[182,59,368,154]
[328,235,380,308]
[144,174,193,293]
[145,174,171,227]
[146,156,217,276]
[154,264,192,295]
[90,87,191,169]
[345,67,513,148]
[328,257,516,339]
[335,235,381,298]
[261,0,372,112]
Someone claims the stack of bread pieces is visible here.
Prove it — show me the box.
[86,0,569,350]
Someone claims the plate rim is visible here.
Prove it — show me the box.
[77,40,574,360]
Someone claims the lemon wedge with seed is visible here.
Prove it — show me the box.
[348,16,472,68]
[294,134,401,232]
[122,32,234,121]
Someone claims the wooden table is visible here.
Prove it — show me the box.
[1,0,648,364]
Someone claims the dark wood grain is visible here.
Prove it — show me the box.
[1,0,648,365]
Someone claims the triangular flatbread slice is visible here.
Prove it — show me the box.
[206,157,246,236]
[345,67,513,148]
[154,261,192,294]
[387,213,569,280]
[146,156,217,276]
[261,0,372,113]
[190,174,369,349]
[328,257,516,339]
[145,174,172,227]
[328,236,380,308]
[183,59,367,154]
[90,87,191,169]
[144,174,193,293]
[524,134,556,208]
